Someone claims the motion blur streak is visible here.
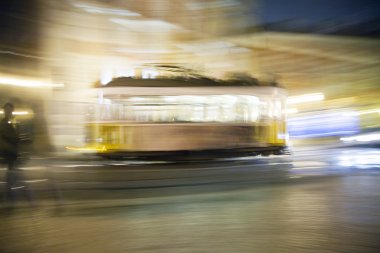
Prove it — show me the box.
[1,0,380,252]
[0,76,64,88]
[287,93,325,104]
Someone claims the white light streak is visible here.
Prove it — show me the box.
[177,41,235,52]
[338,153,380,167]
[110,18,182,32]
[0,111,30,115]
[24,179,49,183]
[115,48,175,54]
[186,0,239,10]
[287,93,324,104]
[286,108,298,114]
[342,108,380,116]
[341,133,380,142]
[0,76,64,88]
[74,3,141,17]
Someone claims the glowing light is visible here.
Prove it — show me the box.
[0,76,64,88]
[11,186,25,190]
[341,133,380,142]
[101,69,113,85]
[343,108,380,116]
[115,69,135,78]
[287,93,324,104]
[13,111,29,115]
[286,108,298,114]
[66,145,107,152]
[288,111,359,138]
[339,153,380,167]
[0,111,30,115]
[142,69,159,79]
[24,179,48,183]
[277,133,289,140]
[74,3,141,17]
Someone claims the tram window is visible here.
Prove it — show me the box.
[92,94,270,123]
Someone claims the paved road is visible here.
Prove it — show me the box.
[1,147,380,253]
[3,146,379,191]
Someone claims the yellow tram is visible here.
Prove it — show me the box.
[80,76,288,158]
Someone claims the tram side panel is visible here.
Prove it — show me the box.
[85,122,287,155]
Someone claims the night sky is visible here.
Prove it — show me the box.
[1,0,380,38]
[0,0,380,55]
[255,0,380,36]
[258,0,380,23]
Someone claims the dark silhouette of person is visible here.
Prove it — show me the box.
[1,102,34,207]
[1,103,19,170]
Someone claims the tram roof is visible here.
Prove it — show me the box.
[97,77,281,88]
